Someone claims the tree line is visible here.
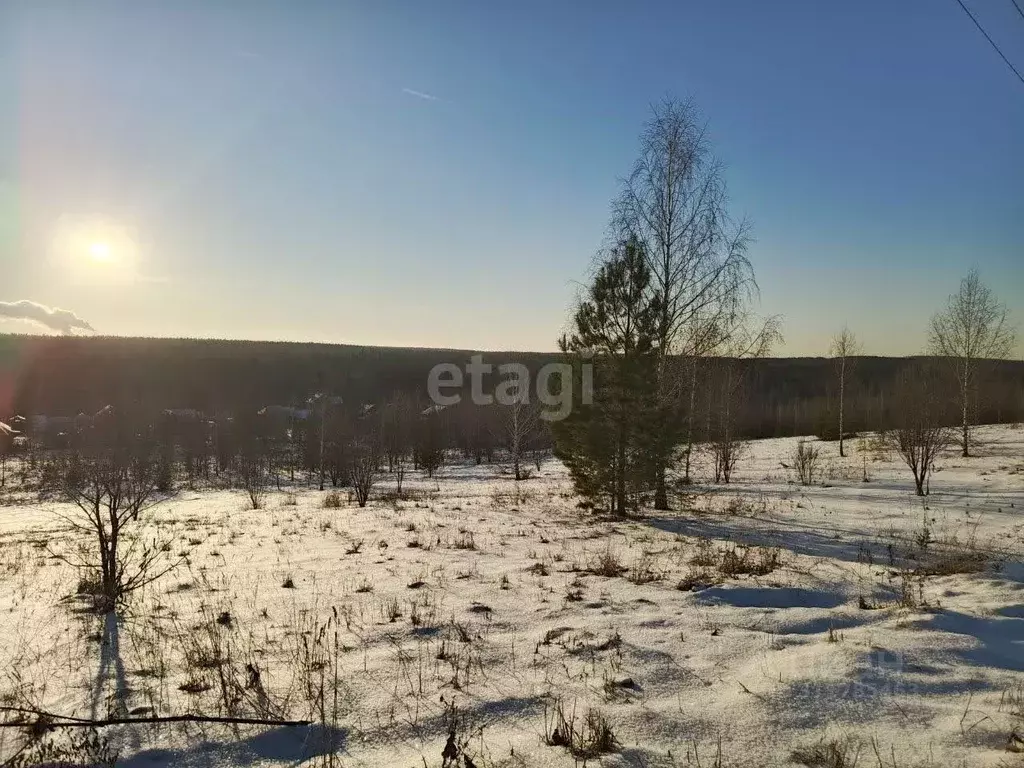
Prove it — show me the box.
[1,340,1019,447]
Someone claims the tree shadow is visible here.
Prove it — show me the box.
[692,585,846,610]
[644,513,878,565]
[120,723,347,767]
[90,611,140,752]
[91,612,131,718]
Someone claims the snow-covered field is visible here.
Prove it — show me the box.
[1,425,1022,767]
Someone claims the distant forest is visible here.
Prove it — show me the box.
[1,334,1021,440]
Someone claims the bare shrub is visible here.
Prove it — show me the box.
[323,491,343,509]
[709,435,744,484]
[56,442,174,612]
[886,363,955,496]
[793,440,821,485]
[691,537,718,566]
[416,408,446,478]
[589,548,625,577]
[238,451,269,510]
[350,439,378,508]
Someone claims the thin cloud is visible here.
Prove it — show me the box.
[0,300,94,334]
[402,87,440,102]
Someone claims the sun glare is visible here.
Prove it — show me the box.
[53,216,140,284]
[88,242,113,262]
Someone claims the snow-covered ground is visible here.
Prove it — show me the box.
[0,425,1022,767]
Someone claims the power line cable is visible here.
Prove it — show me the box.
[1010,0,1024,23]
[953,0,1024,85]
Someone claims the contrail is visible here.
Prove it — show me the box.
[0,300,95,334]
[402,88,440,102]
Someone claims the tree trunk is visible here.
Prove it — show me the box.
[653,472,668,510]
[911,457,926,496]
[615,405,627,515]
[838,356,846,458]
[683,356,697,484]
[961,356,970,457]
[652,293,671,511]
[652,374,669,509]
[961,395,969,458]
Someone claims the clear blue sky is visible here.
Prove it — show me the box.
[2,0,1022,355]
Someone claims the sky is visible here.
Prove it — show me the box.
[1,0,1022,356]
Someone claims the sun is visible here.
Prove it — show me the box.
[52,216,141,282]
[88,242,113,263]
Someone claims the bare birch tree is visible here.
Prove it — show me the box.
[928,269,1016,456]
[495,378,544,481]
[614,97,757,508]
[828,327,861,457]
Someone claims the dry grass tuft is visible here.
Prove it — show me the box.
[589,548,625,577]
[545,700,618,759]
[791,737,861,768]
[718,545,781,577]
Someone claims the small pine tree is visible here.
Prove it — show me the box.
[554,237,664,515]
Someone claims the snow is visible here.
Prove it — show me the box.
[0,425,1022,766]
